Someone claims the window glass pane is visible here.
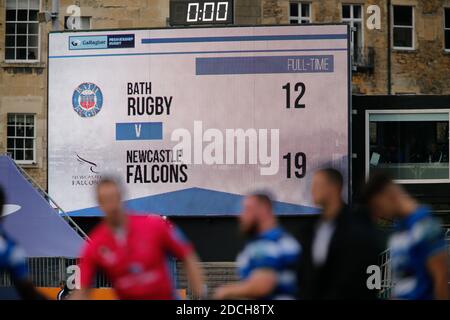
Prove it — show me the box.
[446,9,450,28]
[15,149,24,161]
[16,125,25,137]
[369,113,449,180]
[28,23,38,34]
[6,36,15,46]
[30,0,40,10]
[7,125,15,136]
[7,138,15,149]
[6,23,16,34]
[27,48,37,60]
[17,0,28,10]
[5,48,15,60]
[290,19,298,24]
[342,5,351,19]
[7,150,15,158]
[446,30,450,50]
[25,139,33,148]
[17,35,26,46]
[394,6,413,26]
[17,9,27,21]
[16,48,26,60]
[7,114,15,124]
[393,27,413,48]
[353,5,362,19]
[25,126,34,137]
[290,3,298,17]
[6,0,17,9]
[16,138,24,149]
[26,114,34,125]
[6,9,16,21]
[301,3,310,17]
[28,35,38,46]
[25,150,34,161]
[29,10,38,21]
[17,22,26,34]
[16,114,25,125]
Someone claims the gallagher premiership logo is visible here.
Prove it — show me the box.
[72,82,103,117]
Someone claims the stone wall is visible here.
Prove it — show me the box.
[262,0,450,94]
[391,0,450,94]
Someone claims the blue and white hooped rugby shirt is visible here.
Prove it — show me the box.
[236,227,301,300]
[389,206,447,300]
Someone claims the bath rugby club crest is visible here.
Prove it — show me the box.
[72,82,103,117]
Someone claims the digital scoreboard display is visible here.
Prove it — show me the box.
[170,0,233,26]
[48,25,350,217]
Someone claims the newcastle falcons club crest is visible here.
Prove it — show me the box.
[72,82,103,118]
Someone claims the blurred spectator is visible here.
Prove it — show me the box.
[298,168,381,299]
[57,280,72,300]
[214,193,301,300]
[362,171,448,300]
[70,177,204,300]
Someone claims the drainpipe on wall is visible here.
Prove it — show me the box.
[387,0,392,95]
[51,0,59,31]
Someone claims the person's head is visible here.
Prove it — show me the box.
[311,168,344,207]
[96,177,124,228]
[59,280,66,289]
[239,193,275,236]
[361,171,406,220]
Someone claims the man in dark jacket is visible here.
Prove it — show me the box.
[298,168,382,299]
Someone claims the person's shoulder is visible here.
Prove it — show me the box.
[129,214,169,230]
[129,213,165,223]
[412,213,443,243]
[87,221,110,243]
[253,229,300,256]
[278,231,301,255]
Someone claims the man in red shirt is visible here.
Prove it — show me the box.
[71,177,204,300]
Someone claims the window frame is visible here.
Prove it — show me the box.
[4,0,41,63]
[6,113,37,165]
[444,7,450,52]
[289,1,312,24]
[365,109,450,184]
[391,5,415,51]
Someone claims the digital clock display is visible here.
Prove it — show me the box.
[170,0,234,26]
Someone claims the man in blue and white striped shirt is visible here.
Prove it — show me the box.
[214,193,301,300]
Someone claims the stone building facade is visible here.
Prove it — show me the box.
[0,0,449,189]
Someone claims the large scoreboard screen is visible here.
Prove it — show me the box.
[48,25,350,217]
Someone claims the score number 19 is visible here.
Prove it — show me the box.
[282,82,307,179]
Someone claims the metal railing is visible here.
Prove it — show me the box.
[378,248,392,299]
[1,153,89,240]
[379,228,450,299]
[0,257,111,288]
